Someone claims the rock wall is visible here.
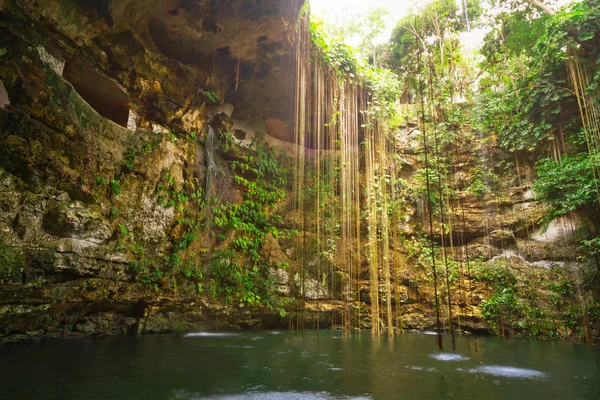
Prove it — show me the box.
[0,0,303,343]
[0,0,596,343]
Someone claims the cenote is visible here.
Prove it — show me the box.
[2,331,599,400]
[4,0,600,399]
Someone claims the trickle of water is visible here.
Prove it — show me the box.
[205,125,217,198]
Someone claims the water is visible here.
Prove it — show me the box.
[205,125,217,198]
[1,331,599,400]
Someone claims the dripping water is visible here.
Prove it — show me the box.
[205,125,218,199]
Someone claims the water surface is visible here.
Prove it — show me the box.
[1,331,599,399]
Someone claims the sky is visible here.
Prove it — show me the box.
[309,0,412,45]
[309,0,576,48]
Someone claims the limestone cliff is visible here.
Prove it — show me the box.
[0,0,302,342]
[0,0,597,343]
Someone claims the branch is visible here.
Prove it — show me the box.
[523,0,557,15]
[468,55,508,86]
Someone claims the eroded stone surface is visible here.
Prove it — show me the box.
[43,201,112,243]
[0,0,588,344]
[37,46,65,76]
[0,80,9,108]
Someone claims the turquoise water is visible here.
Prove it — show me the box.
[1,331,599,399]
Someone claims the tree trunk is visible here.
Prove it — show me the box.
[523,0,556,15]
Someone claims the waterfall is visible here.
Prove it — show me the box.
[205,125,217,199]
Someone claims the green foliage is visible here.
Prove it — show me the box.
[533,153,599,221]
[477,1,600,154]
[467,165,496,197]
[309,16,401,113]
[310,18,362,77]
[0,242,24,283]
[481,10,548,63]
[218,130,235,153]
[208,249,272,306]
[580,237,600,260]
[108,207,119,220]
[142,143,153,154]
[210,141,291,310]
[547,266,599,339]
[471,260,592,339]
[362,68,402,118]
[110,179,121,195]
[213,141,288,258]
[128,242,162,288]
[127,134,291,311]
[319,7,391,68]
[117,223,129,236]
[473,262,521,333]
[389,0,482,103]
[202,89,219,105]
[124,148,136,170]
[95,175,107,185]
[122,135,162,171]
[476,67,571,153]
[157,176,204,211]
[129,137,206,289]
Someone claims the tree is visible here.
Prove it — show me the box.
[524,0,557,14]
[389,0,483,104]
[360,7,389,68]
[321,7,390,68]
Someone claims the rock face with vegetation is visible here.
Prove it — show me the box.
[1,0,600,344]
[0,0,303,342]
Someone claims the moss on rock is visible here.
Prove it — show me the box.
[0,242,24,283]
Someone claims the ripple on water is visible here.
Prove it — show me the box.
[469,365,548,379]
[184,332,241,338]
[171,390,372,400]
[430,353,469,361]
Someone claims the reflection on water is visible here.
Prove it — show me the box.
[2,331,599,400]
[429,352,470,361]
[170,390,372,400]
[469,365,547,379]
[184,332,242,338]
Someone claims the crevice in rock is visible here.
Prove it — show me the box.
[148,18,214,66]
[202,17,221,34]
[74,0,113,26]
[233,129,246,140]
[63,57,130,127]
[0,79,9,109]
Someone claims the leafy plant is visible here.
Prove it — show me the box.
[110,179,121,195]
[473,262,521,333]
[533,153,600,221]
[209,140,291,310]
[218,130,235,153]
[124,148,136,170]
[202,89,219,105]
[118,224,128,236]
[109,207,119,220]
